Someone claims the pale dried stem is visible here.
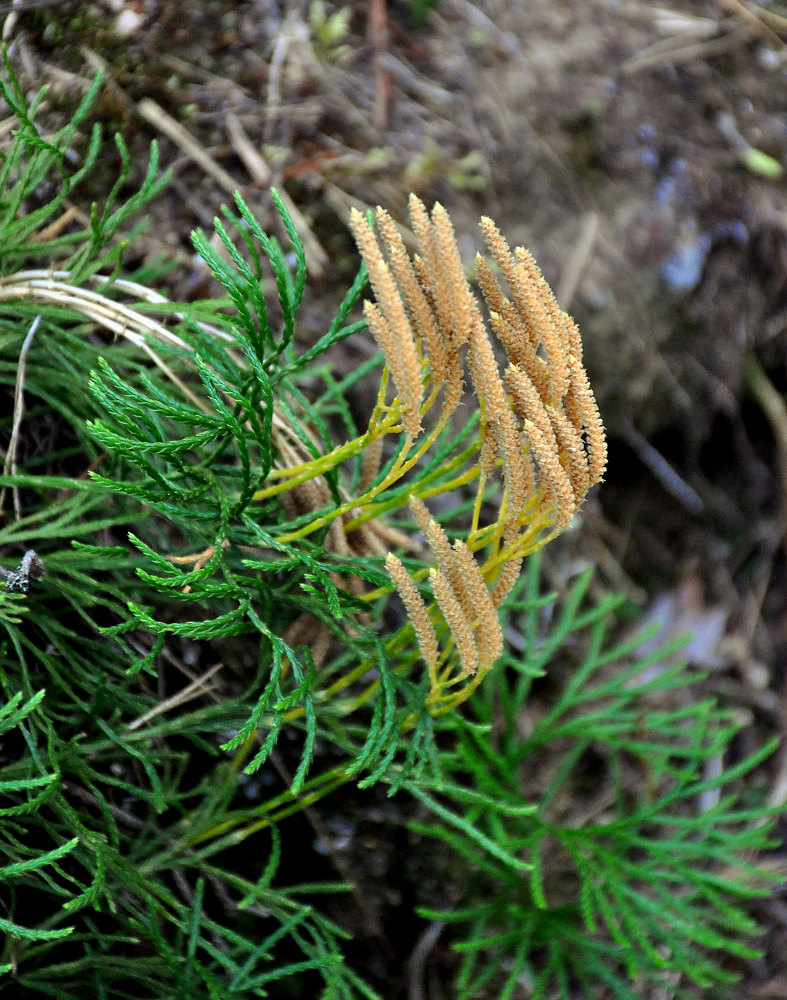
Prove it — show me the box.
[1,314,40,519]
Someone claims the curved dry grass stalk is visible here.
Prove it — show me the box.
[0,269,308,451]
[0,270,228,415]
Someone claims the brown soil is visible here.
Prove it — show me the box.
[7,0,787,995]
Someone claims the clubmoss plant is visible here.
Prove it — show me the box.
[0,63,777,999]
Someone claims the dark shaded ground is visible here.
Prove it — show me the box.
[7,0,787,995]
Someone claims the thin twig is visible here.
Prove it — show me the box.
[225,112,329,277]
[126,663,224,731]
[746,355,787,548]
[369,0,391,130]
[717,0,786,45]
[556,211,599,311]
[1,314,41,519]
[622,25,753,73]
[0,270,245,415]
[406,920,443,1000]
[621,419,704,514]
[138,97,241,195]
[0,0,72,12]
[79,46,138,115]
[1,0,73,40]
[33,204,82,242]
[225,112,272,187]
